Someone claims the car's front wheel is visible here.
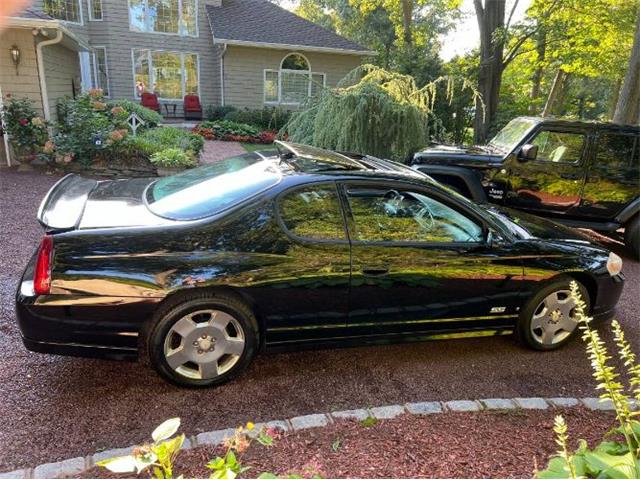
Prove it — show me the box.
[148,292,259,387]
[516,277,589,350]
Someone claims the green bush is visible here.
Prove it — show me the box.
[138,126,204,153]
[106,99,163,127]
[198,119,260,137]
[224,106,291,131]
[2,96,48,157]
[150,148,197,168]
[205,105,237,121]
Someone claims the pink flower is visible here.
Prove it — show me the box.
[43,140,55,154]
[88,88,103,98]
[19,118,28,126]
[110,106,125,115]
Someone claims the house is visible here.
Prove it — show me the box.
[0,0,374,123]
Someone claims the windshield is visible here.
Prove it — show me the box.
[488,118,537,152]
[146,153,281,220]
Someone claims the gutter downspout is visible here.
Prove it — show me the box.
[36,29,64,124]
[220,43,227,106]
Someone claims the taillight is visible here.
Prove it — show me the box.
[34,235,54,295]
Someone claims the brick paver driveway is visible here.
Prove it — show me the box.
[0,168,638,471]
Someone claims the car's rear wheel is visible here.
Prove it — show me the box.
[624,215,639,260]
[516,277,589,350]
[148,292,258,387]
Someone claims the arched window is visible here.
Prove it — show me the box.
[264,53,325,105]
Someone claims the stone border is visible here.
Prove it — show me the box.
[1,396,630,479]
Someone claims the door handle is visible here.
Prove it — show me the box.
[362,266,390,276]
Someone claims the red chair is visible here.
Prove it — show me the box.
[183,95,202,120]
[141,92,160,113]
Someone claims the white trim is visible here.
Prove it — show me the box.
[88,0,104,21]
[131,48,200,101]
[5,18,91,51]
[214,38,376,56]
[127,0,199,38]
[264,52,326,106]
[280,52,311,71]
[93,46,110,97]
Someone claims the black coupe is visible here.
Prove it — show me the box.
[17,142,625,387]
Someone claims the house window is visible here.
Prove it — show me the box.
[94,47,109,96]
[129,0,197,37]
[133,49,199,100]
[43,0,81,23]
[264,53,326,105]
[89,0,103,20]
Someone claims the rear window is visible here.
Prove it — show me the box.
[146,153,281,220]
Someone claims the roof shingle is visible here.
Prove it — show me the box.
[206,0,372,54]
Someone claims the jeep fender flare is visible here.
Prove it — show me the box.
[615,197,640,225]
[410,165,487,202]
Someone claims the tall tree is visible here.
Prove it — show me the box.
[613,10,640,124]
[473,0,506,143]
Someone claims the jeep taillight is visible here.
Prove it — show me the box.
[34,235,53,295]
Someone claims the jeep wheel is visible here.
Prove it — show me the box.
[624,215,640,260]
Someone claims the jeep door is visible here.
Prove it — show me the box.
[573,128,639,219]
[505,126,590,215]
[340,180,523,340]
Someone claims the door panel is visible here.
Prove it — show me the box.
[576,132,639,219]
[342,183,523,340]
[505,128,589,214]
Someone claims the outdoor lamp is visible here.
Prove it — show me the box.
[9,45,20,75]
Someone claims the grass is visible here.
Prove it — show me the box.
[241,142,275,153]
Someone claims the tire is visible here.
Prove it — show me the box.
[624,215,640,260]
[516,276,590,351]
[147,291,259,387]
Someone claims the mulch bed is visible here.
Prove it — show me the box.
[73,407,614,479]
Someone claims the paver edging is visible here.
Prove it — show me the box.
[2,396,616,478]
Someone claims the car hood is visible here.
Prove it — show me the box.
[485,205,593,243]
[412,144,504,167]
[37,174,174,231]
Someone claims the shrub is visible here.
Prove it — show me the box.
[2,96,48,158]
[106,99,163,127]
[193,120,275,144]
[224,106,291,131]
[138,126,204,154]
[536,282,640,479]
[205,105,237,121]
[150,148,196,168]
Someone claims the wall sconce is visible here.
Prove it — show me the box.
[9,45,21,75]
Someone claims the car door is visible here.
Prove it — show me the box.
[504,126,590,215]
[574,128,639,220]
[340,180,524,341]
[263,181,352,346]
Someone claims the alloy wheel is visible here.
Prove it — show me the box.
[163,309,245,380]
[530,289,579,346]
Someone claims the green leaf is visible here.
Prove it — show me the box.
[583,451,637,478]
[257,473,278,479]
[96,455,153,474]
[536,456,573,478]
[152,418,181,442]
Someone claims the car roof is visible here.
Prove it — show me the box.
[518,116,640,132]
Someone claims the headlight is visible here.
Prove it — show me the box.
[606,252,623,276]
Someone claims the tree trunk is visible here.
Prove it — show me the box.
[529,28,546,114]
[473,0,506,144]
[613,11,640,124]
[542,69,568,117]
[401,0,413,46]
[608,77,622,120]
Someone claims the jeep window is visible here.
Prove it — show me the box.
[488,118,537,152]
[529,130,585,163]
[596,133,637,169]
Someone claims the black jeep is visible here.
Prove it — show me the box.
[410,117,640,257]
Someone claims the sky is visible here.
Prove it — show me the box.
[281,0,533,62]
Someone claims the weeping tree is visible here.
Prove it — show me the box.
[283,65,481,162]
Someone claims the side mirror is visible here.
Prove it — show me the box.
[518,144,538,162]
[485,229,505,248]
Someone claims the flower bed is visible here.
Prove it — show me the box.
[192,120,277,144]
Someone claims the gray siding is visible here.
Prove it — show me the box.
[42,43,82,122]
[0,28,44,115]
[223,46,365,109]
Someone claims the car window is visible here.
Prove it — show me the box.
[596,132,636,169]
[280,184,346,240]
[530,130,585,163]
[346,187,483,243]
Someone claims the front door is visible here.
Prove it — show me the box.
[505,127,589,215]
[341,181,523,341]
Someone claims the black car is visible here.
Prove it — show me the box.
[410,117,640,257]
[17,141,625,387]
